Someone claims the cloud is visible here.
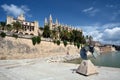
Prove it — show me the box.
[82,7,99,16]
[1,4,30,17]
[79,23,120,45]
[82,7,94,12]
[81,25,102,41]
[102,23,120,29]
[102,27,120,42]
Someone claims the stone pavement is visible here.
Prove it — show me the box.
[0,59,120,80]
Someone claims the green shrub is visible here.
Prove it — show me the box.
[57,40,60,45]
[32,36,41,45]
[77,43,80,49]
[32,37,37,45]
[0,32,6,38]
[63,40,67,47]
[12,34,18,39]
[53,40,57,44]
[36,36,41,44]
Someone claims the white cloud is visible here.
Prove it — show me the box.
[102,23,120,29]
[1,4,30,17]
[81,26,102,41]
[102,27,120,41]
[82,7,99,16]
[82,7,93,12]
[79,23,120,45]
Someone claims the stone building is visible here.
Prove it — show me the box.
[6,14,39,36]
[44,14,82,32]
[99,45,116,53]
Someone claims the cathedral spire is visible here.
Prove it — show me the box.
[44,17,48,25]
[55,19,58,26]
[49,14,53,30]
[49,14,52,20]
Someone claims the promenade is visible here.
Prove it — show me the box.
[0,58,120,80]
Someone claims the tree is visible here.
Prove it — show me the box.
[0,32,6,38]
[63,40,67,47]
[39,27,44,30]
[71,30,80,43]
[36,36,41,44]
[77,43,80,49]
[60,30,70,41]
[13,21,22,33]
[81,35,86,44]
[51,29,58,39]
[31,36,41,45]
[6,24,13,31]
[56,40,60,45]
[58,26,61,33]
[53,40,57,44]
[0,22,6,30]
[32,37,37,45]
[42,25,51,38]
[69,31,75,42]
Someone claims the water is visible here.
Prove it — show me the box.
[66,51,120,68]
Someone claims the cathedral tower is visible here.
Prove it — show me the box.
[55,19,59,27]
[44,17,48,26]
[49,14,53,30]
[17,14,25,21]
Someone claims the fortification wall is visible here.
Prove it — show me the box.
[0,36,80,59]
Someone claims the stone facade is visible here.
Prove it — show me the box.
[44,14,82,32]
[6,14,39,36]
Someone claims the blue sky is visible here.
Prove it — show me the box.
[0,0,120,45]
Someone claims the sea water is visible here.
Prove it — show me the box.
[66,51,120,68]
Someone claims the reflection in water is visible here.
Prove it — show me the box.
[66,51,120,68]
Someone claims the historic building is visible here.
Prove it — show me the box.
[44,14,82,32]
[6,14,39,36]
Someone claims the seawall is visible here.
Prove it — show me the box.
[0,36,80,59]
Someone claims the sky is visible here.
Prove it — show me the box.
[0,0,120,45]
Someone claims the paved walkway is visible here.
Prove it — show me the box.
[0,59,120,80]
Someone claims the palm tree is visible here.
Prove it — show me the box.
[12,21,22,33]
[51,30,57,39]
[42,25,51,38]
[58,26,61,33]
[6,24,13,31]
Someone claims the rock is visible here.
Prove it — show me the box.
[76,60,98,76]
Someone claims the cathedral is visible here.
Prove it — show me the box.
[44,14,82,32]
